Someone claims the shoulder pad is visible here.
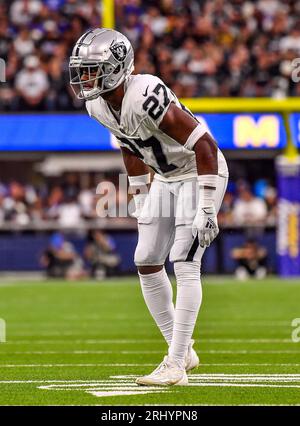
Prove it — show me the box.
[121,74,175,134]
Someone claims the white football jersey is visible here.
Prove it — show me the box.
[86,74,228,182]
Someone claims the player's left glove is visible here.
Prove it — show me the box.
[192,175,219,248]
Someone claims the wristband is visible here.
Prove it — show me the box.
[197,174,217,189]
[197,175,217,205]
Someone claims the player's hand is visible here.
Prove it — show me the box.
[132,193,148,219]
[192,203,219,248]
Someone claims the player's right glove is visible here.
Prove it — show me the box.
[192,175,219,248]
[128,174,151,220]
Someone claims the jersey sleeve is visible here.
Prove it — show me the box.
[124,75,177,135]
[141,75,176,130]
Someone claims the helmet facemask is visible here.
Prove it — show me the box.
[69,59,120,101]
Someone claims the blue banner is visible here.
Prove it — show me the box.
[290,113,300,147]
[276,156,300,277]
[0,112,287,151]
[0,114,114,151]
[199,113,286,149]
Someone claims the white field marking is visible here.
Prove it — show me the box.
[186,383,300,388]
[198,363,300,366]
[198,338,294,343]
[6,318,291,324]
[0,379,145,384]
[189,374,300,380]
[2,362,300,368]
[38,380,171,397]
[3,339,166,345]
[89,391,157,397]
[8,317,147,324]
[2,374,300,399]
[3,338,295,345]
[0,363,156,368]
[3,349,300,355]
[7,325,151,332]
[6,331,153,337]
[6,320,291,333]
[199,350,300,354]
[113,373,300,379]
[35,374,300,397]
[7,320,291,328]
[0,350,163,355]
[8,327,289,336]
[6,322,150,328]
[0,279,129,287]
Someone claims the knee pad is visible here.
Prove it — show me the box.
[134,241,164,266]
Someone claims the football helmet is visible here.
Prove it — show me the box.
[69,28,134,101]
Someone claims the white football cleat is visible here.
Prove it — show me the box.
[185,339,200,372]
[136,356,188,386]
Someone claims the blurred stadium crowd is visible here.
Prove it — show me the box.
[1,0,300,112]
[117,0,300,98]
[0,173,126,227]
[0,174,277,228]
[0,0,102,111]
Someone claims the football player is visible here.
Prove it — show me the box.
[69,28,229,386]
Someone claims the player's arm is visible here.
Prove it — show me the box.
[121,147,150,219]
[159,103,219,247]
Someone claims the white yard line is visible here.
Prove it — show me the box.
[7,321,291,329]
[1,362,300,368]
[2,374,300,384]
[35,374,300,394]
[114,373,300,378]
[199,363,300,366]
[2,374,300,398]
[201,350,300,354]
[2,349,300,354]
[0,379,138,384]
[0,363,156,368]
[3,338,295,344]
[0,350,163,354]
[186,383,300,388]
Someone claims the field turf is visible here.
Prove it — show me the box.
[0,276,300,406]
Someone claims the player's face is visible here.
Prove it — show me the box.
[80,67,99,90]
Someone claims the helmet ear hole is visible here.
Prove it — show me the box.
[113,65,121,74]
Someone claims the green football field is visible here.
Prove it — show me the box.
[0,276,300,406]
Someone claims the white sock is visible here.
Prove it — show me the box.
[138,268,174,345]
[168,261,202,363]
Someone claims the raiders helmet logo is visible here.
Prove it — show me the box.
[110,41,127,62]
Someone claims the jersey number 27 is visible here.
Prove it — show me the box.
[142,83,170,120]
[118,83,178,174]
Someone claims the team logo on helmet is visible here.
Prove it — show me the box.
[110,41,127,62]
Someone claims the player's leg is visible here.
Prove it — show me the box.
[134,179,175,346]
[168,175,228,365]
[136,177,224,387]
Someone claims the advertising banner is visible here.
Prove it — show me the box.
[276,156,300,276]
[0,113,287,151]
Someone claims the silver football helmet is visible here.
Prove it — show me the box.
[69,28,134,101]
